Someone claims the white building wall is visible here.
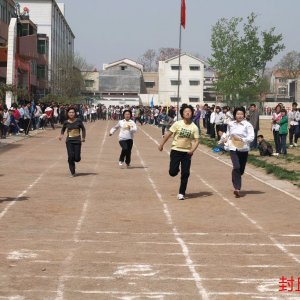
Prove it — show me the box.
[159,54,204,106]
[5,17,17,108]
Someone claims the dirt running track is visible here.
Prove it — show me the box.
[1,121,300,300]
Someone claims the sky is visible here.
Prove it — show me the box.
[60,0,300,70]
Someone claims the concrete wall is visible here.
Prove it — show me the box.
[100,64,142,94]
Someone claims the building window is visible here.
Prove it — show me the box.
[278,78,287,83]
[278,87,287,95]
[37,40,47,55]
[20,24,30,36]
[190,65,200,71]
[171,80,181,86]
[189,97,200,102]
[85,80,94,87]
[171,65,181,70]
[189,80,200,86]
[145,81,155,88]
[170,97,181,102]
[120,66,127,71]
[37,65,47,80]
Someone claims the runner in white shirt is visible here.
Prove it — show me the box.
[109,110,137,168]
[222,107,254,198]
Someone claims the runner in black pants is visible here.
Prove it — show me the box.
[59,107,86,177]
[158,104,200,200]
[109,110,137,168]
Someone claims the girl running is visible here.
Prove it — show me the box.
[109,110,137,168]
[59,107,86,177]
[158,104,200,200]
[223,107,254,198]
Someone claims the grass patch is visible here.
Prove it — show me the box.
[247,155,300,182]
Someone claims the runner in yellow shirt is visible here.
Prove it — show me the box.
[158,104,200,200]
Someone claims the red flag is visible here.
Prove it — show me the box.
[181,0,186,29]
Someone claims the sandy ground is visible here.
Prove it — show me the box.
[1,120,300,300]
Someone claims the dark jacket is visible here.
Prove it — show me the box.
[249,110,260,131]
[258,139,273,156]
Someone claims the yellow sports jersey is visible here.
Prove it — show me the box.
[169,120,200,152]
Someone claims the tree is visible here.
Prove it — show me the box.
[277,51,300,79]
[138,49,157,72]
[50,52,91,101]
[209,13,285,106]
[138,48,181,72]
[157,47,180,63]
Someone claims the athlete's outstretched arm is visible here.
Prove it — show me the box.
[158,131,173,151]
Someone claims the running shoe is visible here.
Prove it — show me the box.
[177,194,185,200]
[233,190,240,198]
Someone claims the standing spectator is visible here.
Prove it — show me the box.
[193,104,201,134]
[222,106,233,133]
[158,109,169,138]
[214,106,224,140]
[248,104,260,149]
[23,103,31,135]
[202,104,208,129]
[272,104,282,155]
[53,104,59,124]
[0,109,3,137]
[278,109,288,156]
[205,106,211,135]
[209,107,216,139]
[288,102,300,147]
[34,102,43,129]
[2,108,10,138]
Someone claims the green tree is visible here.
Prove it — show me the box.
[209,13,285,106]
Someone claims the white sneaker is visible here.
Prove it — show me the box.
[289,145,294,148]
[272,153,279,156]
[177,194,185,200]
[294,143,298,147]
[119,161,124,168]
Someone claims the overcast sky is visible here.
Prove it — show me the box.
[60,0,300,69]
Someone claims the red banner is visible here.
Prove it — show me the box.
[181,0,186,29]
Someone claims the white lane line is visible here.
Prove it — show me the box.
[0,158,60,221]
[8,238,300,248]
[134,146,209,300]
[0,274,287,282]
[77,291,179,296]
[139,127,300,266]
[54,122,109,300]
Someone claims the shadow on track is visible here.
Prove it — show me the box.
[0,196,29,204]
[241,190,265,196]
[127,166,148,169]
[75,172,98,177]
[186,192,213,199]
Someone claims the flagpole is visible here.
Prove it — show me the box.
[176,27,182,120]
[177,0,184,120]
